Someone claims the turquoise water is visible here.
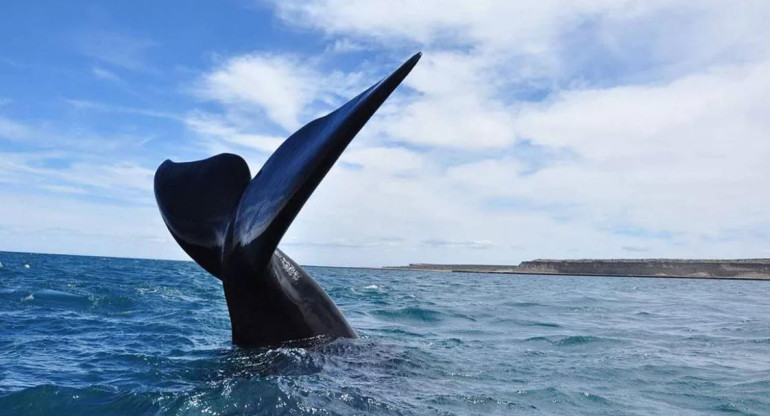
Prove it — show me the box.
[0,251,768,415]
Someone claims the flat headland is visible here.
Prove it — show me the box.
[385,259,770,280]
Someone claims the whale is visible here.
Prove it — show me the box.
[154,53,421,347]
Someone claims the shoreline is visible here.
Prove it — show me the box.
[383,267,770,281]
[384,258,770,281]
[3,250,770,280]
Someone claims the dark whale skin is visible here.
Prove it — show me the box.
[223,249,356,346]
[154,53,421,347]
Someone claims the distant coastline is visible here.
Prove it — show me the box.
[3,251,770,280]
[385,259,770,280]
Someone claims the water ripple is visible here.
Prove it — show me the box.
[1,252,769,415]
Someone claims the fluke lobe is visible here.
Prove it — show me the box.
[154,53,421,347]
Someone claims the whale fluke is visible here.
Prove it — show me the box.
[154,53,421,347]
[154,153,251,279]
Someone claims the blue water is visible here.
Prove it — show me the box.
[0,251,768,415]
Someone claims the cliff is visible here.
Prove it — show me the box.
[387,259,770,280]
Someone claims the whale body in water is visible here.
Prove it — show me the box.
[154,53,421,347]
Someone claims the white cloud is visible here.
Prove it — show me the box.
[0,190,179,260]
[195,54,323,130]
[0,117,31,140]
[181,111,285,174]
[0,150,155,203]
[241,0,770,265]
[326,38,370,54]
[434,59,770,252]
[91,66,124,83]
[73,31,157,72]
[272,1,770,65]
[515,62,770,159]
[191,50,383,142]
[64,99,180,121]
[341,147,425,174]
[352,51,519,150]
[422,238,495,250]
[10,1,769,265]
[383,92,516,149]
[0,116,158,203]
[274,0,628,50]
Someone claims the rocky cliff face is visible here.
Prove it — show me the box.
[389,259,770,279]
[516,259,770,278]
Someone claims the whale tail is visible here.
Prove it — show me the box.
[154,53,421,280]
[154,153,250,279]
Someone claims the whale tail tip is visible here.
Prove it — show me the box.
[154,53,421,279]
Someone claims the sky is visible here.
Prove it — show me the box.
[1,1,769,267]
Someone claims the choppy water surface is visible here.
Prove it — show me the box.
[0,251,768,415]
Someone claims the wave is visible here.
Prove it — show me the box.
[523,335,615,346]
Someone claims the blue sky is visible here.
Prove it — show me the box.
[1,0,769,266]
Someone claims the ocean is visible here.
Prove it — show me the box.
[0,251,768,415]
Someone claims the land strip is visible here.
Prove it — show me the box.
[385,259,770,280]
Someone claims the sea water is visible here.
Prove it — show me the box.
[0,251,768,415]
